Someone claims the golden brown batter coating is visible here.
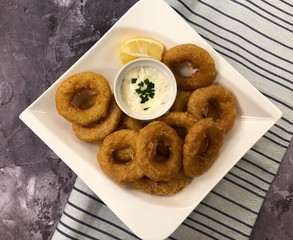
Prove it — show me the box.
[118,114,143,131]
[162,44,216,91]
[55,72,112,126]
[183,119,224,177]
[130,171,190,196]
[97,129,144,184]
[158,112,198,140]
[72,98,122,143]
[170,90,192,112]
[136,121,183,181]
[187,84,238,133]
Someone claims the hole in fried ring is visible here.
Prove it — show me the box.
[155,140,170,160]
[112,147,134,163]
[71,89,97,108]
[173,62,197,77]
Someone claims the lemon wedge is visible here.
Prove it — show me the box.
[120,37,165,64]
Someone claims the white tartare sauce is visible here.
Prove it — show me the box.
[121,67,170,115]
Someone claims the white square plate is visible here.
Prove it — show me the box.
[20,0,282,239]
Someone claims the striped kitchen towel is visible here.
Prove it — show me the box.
[53,0,293,239]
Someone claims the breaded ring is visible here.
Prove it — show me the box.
[72,98,122,142]
[187,84,238,133]
[136,121,183,181]
[170,90,192,112]
[130,171,190,196]
[97,129,144,184]
[158,112,197,140]
[55,72,112,126]
[183,119,224,177]
[162,44,216,91]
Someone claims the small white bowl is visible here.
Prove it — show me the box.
[114,58,177,121]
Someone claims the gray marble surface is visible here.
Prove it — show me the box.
[250,138,293,240]
[0,0,292,239]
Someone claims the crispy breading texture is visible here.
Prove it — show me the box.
[170,90,192,112]
[158,112,198,140]
[136,121,183,181]
[72,98,122,142]
[97,129,144,184]
[130,171,190,196]
[183,119,224,177]
[187,84,238,133]
[162,44,216,91]
[55,72,112,126]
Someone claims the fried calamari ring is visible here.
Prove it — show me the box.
[162,44,216,91]
[187,84,237,133]
[130,171,190,196]
[170,90,192,112]
[158,112,197,140]
[55,72,112,126]
[97,129,144,184]
[183,118,224,177]
[72,98,122,142]
[136,121,183,181]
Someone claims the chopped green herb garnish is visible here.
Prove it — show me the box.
[144,78,150,85]
[134,78,155,104]
[149,92,155,98]
[149,82,155,88]
[144,107,150,111]
[138,81,144,87]
[135,88,142,94]
[131,78,137,84]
